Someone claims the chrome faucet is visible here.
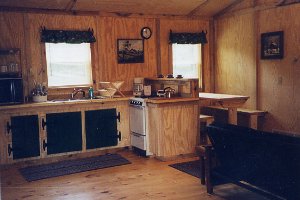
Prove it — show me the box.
[71,88,86,99]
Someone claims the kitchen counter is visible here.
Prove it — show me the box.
[147,97,199,160]
[146,97,199,104]
[0,96,131,111]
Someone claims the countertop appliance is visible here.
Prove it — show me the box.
[129,97,152,156]
[0,78,23,105]
[133,77,144,97]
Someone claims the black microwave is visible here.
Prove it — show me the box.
[0,78,23,105]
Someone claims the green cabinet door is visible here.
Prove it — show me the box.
[11,115,40,159]
[85,109,118,149]
[46,112,82,154]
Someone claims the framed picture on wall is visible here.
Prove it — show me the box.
[261,31,284,59]
[117,39,144,64]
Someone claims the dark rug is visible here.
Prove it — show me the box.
[19,154,131,182]
[169,160,226,185]
[169,160,202,178]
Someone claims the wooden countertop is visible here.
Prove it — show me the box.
[0,97,131,111]
[199,92,249,101]
[146,97,199,104]
[1,96,201,111]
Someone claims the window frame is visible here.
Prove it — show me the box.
[44,43,93,89]
[42,42,96,91]
[170,43,203,89]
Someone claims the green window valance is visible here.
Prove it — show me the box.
[40,27,96,44]
[169,30,207,45]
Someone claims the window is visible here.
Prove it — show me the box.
[45,43,92,88]
[172,43,201,79]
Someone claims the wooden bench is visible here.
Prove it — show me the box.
[201,106,267,129]
[197,123,300,200]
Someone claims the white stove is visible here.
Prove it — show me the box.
[129,97,152,156]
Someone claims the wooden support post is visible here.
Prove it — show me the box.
[249,115,258,129]
[228,107,237,125]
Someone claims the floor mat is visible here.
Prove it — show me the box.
[19,153,131,182]
[169,160,226,185]
[169,160,202,178]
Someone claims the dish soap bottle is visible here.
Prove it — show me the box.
[88,87,94,99]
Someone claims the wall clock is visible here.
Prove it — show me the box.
[141,27,152,39]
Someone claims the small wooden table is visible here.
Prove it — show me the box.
[199,93,249,125]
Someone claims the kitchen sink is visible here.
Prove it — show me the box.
[49,98,90,103]
[148,97,184,100]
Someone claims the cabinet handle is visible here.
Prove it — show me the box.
[116,112,121,122]
[42,140,47,151]
[42,118,47,130]
[8,144,13,156]
[6,122,12,135]
[117,131,122,141]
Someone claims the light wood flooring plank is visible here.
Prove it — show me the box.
[1,149,269,200]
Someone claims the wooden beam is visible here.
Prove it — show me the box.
[0,6,211,20]
[156,19,162,75]
[187,0,209,17]
[213,0,245,18]
[276,0,287,6]
[277,0,300,6]
[0,6,99,16]
[215,0,300,19]
[65,0,78,12]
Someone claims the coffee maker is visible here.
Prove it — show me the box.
[133,77,144,97]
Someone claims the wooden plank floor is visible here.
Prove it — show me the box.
[1,149,270,200]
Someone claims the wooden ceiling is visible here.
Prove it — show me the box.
[0,0,298,17]
[0,0,243,18]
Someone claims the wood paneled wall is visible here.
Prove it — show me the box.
[257,4,300,133]
[0,12,212,95]
[214,13,256,108]
[97,17,157,91]
[214,1,300,134]
[0,12,27,92]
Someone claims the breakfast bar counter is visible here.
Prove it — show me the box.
[199,92,249,125]
[146,98,199,160]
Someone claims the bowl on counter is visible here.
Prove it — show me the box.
[32,95,47,103]
[98,88,117,97]
[99,81,124,90]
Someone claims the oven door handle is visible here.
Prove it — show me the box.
[132,132,145,137]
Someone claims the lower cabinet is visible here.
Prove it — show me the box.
[46,112,82,154]
[85,109,119,149]
[10,115,40,159]
[1,105,126,164]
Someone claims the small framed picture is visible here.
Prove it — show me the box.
[261,31,284,59]
[117,39,144,64]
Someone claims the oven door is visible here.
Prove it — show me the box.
[129,105,146,135]
[131,132,146,150]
